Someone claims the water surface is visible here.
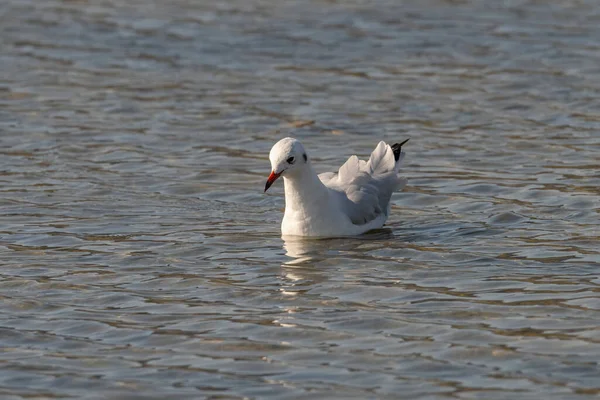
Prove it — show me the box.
[1,0,600,399]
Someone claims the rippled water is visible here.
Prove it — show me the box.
[2,0,600,398]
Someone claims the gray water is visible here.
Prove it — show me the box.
[2,0,600,399]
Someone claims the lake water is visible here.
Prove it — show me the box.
[2,0,600,398]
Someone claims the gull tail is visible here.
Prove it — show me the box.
[391,138,410,162]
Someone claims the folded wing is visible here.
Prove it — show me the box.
[318,141,407,226]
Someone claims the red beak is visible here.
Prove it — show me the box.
[264,171,281,192]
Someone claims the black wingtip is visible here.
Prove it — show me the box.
[391,138,410,161]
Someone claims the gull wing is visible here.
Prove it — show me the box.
[318,141,407,226]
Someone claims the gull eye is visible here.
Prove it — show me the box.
[287,156,295,164]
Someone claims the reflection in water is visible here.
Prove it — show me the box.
[279,236,334,295]
[279,231,398,294]
[282,229,395,263]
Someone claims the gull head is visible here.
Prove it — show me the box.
[264,137,308,192]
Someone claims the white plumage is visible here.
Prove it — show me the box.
[264,137,408,237]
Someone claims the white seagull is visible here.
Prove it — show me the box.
[264,137,409,237]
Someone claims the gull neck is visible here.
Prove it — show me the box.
[282,164,329,213]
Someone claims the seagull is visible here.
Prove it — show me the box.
[264,137,409,237]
